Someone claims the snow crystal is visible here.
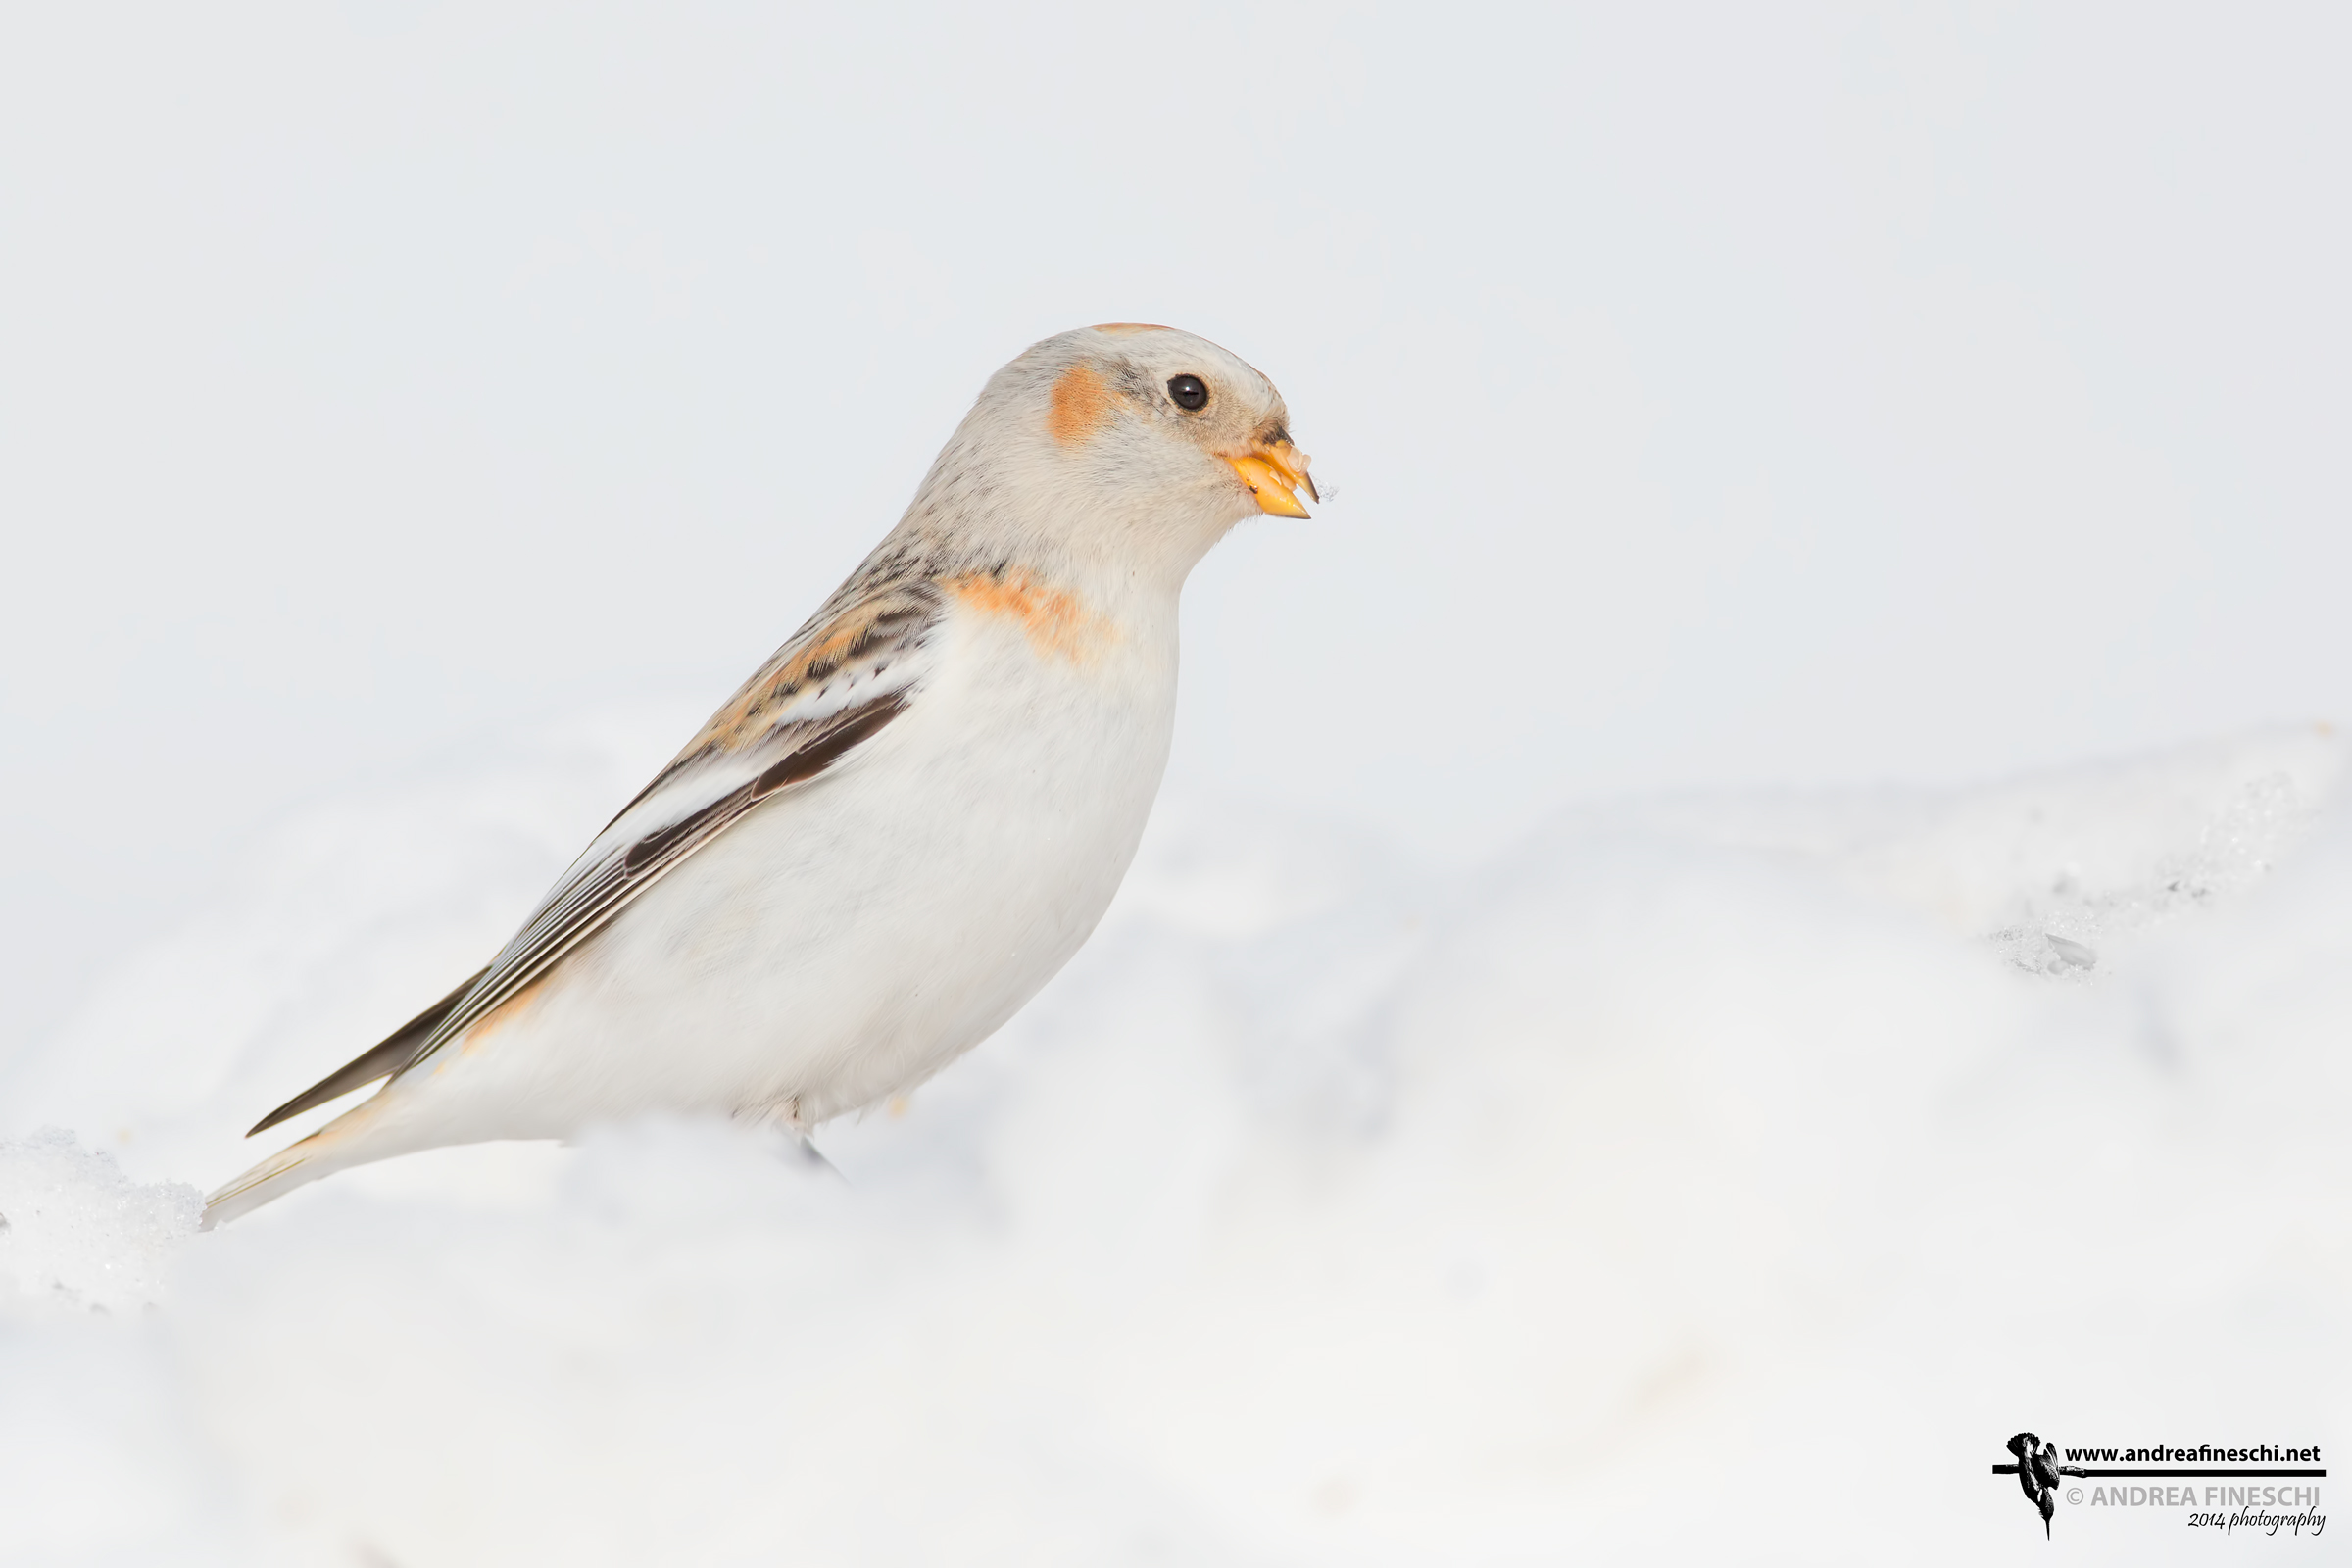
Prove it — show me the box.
[0,1128,200,1318]
[1987,764,2323,977]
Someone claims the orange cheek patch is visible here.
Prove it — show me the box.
[1047,363,1112,445]
[949,571,1106,664]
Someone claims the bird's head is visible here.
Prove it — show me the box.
[904,324,1318,583]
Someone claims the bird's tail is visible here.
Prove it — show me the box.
[202,1092,400,1229]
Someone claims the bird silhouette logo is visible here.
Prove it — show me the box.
[1998,1432,2074,1537]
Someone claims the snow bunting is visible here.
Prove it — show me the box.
[205,324,1315,1225]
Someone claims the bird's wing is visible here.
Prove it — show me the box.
[247,577,946,1136]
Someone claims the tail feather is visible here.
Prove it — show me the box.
[203,1094,399,1228]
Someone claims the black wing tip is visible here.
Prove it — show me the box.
[245,1098,310,1139]
[243,965,491,1139]
[243,1054,394,1136]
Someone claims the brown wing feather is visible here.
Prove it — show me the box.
[609,580,941,825]
[243,576,944,1135]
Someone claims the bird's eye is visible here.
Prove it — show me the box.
[1167,374,1208,411]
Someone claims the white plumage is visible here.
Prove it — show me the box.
[205,323,1316,1225]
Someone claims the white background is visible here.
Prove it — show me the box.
[5,3,2347,1054]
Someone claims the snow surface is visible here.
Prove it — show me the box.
[2,719,2347,1565]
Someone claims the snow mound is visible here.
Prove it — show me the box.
[0,1129,200,1319]
[0,723,2345,1565]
